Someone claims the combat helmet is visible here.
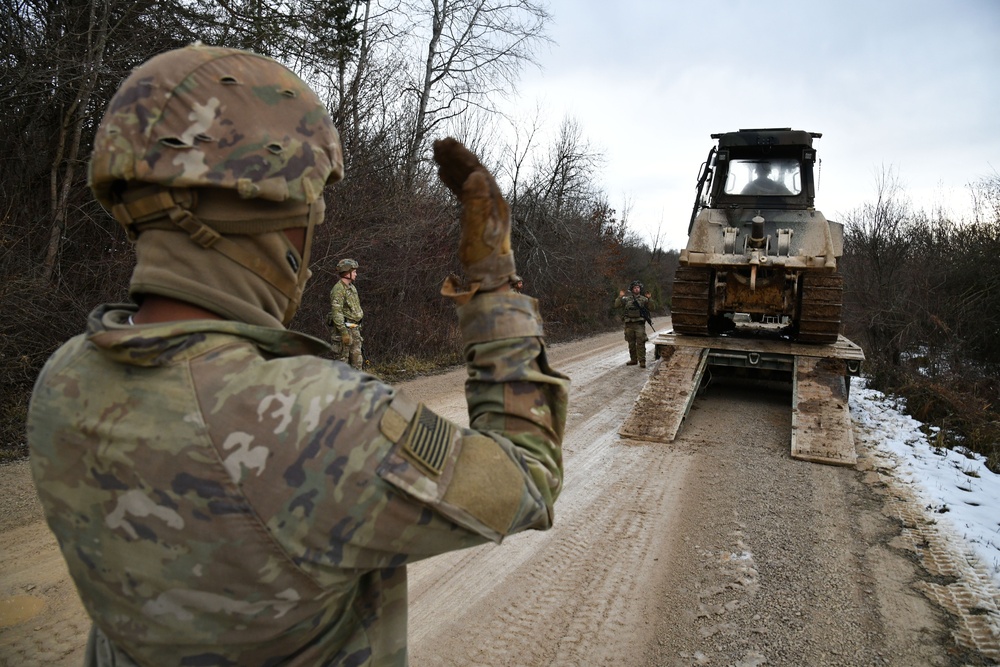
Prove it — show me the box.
[89,44,344,326]
[336,258,359,274]
[629,280,644,291]
[90,43,343,216]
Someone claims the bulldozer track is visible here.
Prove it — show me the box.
[796,273,843,344]
[670,266,712,336]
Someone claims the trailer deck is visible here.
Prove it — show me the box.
[619,331,865,467]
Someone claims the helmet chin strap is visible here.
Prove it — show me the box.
[112,184,323,326]
[281,196,320,325]
[164,204,300,299]
[111,186,299,302]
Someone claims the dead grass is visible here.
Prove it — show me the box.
[874,368,1000,474]
[0,394,29,463]
[369,351,464,384]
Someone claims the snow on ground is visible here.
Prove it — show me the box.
[850,377,1000,588]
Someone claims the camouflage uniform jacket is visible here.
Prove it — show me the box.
[329,280,363,336]
[614,293,649,323]
[27,292,567,667]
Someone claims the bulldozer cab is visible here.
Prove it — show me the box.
[690,128,820,229]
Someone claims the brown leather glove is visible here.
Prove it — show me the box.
[340,332,351,347]
[433,137,516,303]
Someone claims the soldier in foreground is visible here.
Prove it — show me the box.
[615,280,651,368]
[329,257,364,368]
[26,45,567,667]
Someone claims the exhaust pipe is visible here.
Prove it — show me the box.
[749,215,766,249]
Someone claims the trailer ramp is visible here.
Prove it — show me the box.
[619,346,709,443]
[620,332,864,467]
[791,356,856,466]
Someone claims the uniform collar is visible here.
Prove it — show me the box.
[86,303,330,367]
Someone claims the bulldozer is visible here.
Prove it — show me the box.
[620,129,865,468]
[671,128,843,343]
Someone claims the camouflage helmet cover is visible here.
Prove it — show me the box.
[89,44,344,212]
[336,258,359,273]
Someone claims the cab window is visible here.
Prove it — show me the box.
[725,159,801,196]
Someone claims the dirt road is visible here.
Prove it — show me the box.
[1,319,997,666]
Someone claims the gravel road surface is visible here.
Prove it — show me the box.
[1,318,996,666]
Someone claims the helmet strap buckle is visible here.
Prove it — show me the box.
[111,187,198,241]
[168,207,220,249]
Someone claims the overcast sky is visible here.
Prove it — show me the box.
[508,0,1000,250]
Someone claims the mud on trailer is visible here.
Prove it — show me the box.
[620,331,865,467]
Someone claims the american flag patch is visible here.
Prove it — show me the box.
[402,405,454,475]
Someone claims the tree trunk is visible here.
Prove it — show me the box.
[404,0,443,187]
[41,0,110,284]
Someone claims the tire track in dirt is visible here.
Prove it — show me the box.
[408,433,690,666]
[11,318,990,666]
[407,335,689,666]
[644,384,970,667]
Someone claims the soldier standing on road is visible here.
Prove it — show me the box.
[615,280,650,368]
[329,258,364,369]
[26,44,567,667]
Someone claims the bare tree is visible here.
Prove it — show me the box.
[535,116,602,218]
[0,0,208,284]
[499,105,543,209]
[841,166,918,367]
[40,0,113,283]
[398,0,550,184]
[312,0,405,164]
[969,170,1000,226]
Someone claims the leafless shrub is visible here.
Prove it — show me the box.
[842,168,1000,471]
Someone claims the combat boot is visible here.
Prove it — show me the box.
[639,361,646,368]
[626,360,638,366]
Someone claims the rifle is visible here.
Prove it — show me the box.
[633,295,654,331]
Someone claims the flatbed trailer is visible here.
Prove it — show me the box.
[619,330,865,467]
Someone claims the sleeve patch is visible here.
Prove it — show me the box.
[402,404,454,476]
[379,406,409,443]
[442,434,523,536]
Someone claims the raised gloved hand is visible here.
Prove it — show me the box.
[433,137,517,302]
[340,332,351,347]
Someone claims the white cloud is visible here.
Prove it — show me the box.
[502,0,1000,249]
